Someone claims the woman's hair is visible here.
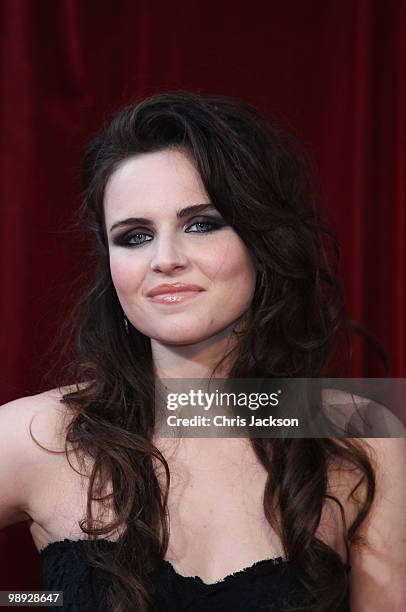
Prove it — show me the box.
[36,91,377,611]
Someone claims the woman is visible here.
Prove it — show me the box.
[0,91,404,612]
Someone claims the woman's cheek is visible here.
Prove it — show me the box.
[219,248,257,295]
[109,258,139,298]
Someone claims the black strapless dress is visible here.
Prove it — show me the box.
[41,538,350,611]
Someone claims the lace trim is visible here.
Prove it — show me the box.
[161,555,288,587]
[40,538,289,585]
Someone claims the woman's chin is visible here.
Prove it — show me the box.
[148,321,230,346]
[152,331,210,346]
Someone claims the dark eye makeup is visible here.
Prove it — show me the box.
[112,217,226,248]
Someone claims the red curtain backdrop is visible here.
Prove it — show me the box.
[1,0,405,594]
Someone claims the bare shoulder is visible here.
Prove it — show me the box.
[321,387,405,437]
[321,387,405,503]
[0,385,79,453]
[0,385,84,530]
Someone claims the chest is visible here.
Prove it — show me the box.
[30,438,346,584]
[153,438,286,581]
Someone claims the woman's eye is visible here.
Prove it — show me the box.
[121,232,152,247]
[186,219,223,233]
[115,218,224,248]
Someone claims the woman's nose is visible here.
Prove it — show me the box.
[150,236,188,274]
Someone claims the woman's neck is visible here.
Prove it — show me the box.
[151,328,239,380]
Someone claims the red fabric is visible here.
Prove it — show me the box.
[1,0,405,593]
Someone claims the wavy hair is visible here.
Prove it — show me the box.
[41,91,377,611]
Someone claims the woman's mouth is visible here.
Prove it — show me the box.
[148,290,204,304]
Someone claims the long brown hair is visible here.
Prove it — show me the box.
[37,91,377,611]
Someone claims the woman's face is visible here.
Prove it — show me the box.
[104,148,257,346]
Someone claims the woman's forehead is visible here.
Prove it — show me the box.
[103,150,208,225]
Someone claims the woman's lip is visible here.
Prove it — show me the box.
[147,284,204,297]
[148,290,204,304]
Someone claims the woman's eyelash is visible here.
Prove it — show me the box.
[114,218,225,248]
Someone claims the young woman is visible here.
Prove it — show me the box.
[0,91,404,612]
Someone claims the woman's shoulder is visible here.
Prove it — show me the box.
[0,383,94,488]
[1,386,66,439]
[321,386,405,437]
[0,385,81,452]
[0,386,81,530]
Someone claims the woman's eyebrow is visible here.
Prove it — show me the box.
[109,203,216,233]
